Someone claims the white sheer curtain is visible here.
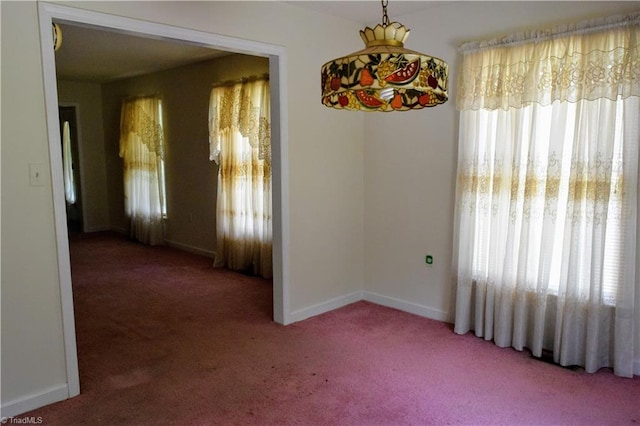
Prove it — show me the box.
[62,120,76,204]
[119,96,167,246]
[209,77,272,278]
[453,12,639,377]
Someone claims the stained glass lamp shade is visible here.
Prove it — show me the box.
[321,20,448,112]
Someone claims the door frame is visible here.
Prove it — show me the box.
[38,2,291,398]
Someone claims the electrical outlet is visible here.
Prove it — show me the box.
[425,255,433,265]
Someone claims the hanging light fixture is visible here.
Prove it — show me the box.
[321,0,448,111]
[52,22,63,51]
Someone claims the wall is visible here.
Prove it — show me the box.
[2,0,638,417]
[100,53,269,255]
[70,0,366,315]
[1,1,69,412]
[57,80,110,232]
[1,0,364,415]
[363,0,640,366]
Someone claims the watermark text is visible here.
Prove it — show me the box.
[1,417,44,425]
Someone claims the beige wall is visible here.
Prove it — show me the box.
[1,0,364,412]
[100,54,269,254]
[1,0,638,416]
[363,0,640,365]
[49,0,366,315]
[1,0,69,408]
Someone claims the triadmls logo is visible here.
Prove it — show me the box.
[1,417,44,425]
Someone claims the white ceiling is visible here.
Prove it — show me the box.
[54,24,229,83]
[54,1,443,83]
[285,1,446,25]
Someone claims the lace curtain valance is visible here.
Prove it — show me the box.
[457,11,640,111]
[120,96,165,159]
[209,78,271,165]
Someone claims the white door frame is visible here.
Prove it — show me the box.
[38,2,291,399]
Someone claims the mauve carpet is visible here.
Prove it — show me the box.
[23,232,639,425]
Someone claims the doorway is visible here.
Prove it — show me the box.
[38,2,290,399]
[58,105,83,233]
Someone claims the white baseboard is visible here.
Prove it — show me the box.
[363,291,451,323]
[1,383,69,418]
[289,291,363,323]
[164,239,215,258]
[288,290,451,325]
[82,225,110,233]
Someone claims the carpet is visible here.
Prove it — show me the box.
[21,232,640,425]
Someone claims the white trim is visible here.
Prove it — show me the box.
[363,291,451,323]
[0,384,69,419]
[287,290,452,325]
[270,53,291,325]
[83,225,111,233]
[289,291,363,324]
[37,0,290,412]
[164,239,215,258]
[40,3,283,58]
[38,5,80,399]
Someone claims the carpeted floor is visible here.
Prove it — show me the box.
[23,232,640,425]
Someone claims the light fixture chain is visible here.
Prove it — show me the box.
[381,0,389,27]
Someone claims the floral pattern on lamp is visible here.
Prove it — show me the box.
[321,22,448,111]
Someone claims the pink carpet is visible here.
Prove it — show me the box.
[21,232,640,425]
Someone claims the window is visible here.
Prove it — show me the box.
[208,77,272,278]
[461,99,629,304]
[453,13,639,377]
[62,120,76,204]
[119,95,167,245]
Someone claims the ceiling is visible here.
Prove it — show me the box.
[54,24,230,83]
[53,1,442,83]
[285,1,445,24]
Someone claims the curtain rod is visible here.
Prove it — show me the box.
[459,10,640,53]
[211,73,269,88]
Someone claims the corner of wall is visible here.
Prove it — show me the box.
[288,291,363,324]
[363,291,451,323]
